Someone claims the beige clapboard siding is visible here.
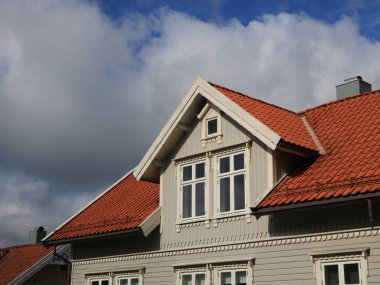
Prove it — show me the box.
[161,114,272,248]
[71,232,380,285]
[174,113,251,160]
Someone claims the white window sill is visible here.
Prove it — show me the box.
[176,218,210,232]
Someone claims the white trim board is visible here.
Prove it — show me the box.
[134,77,281,181]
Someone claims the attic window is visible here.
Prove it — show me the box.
[207,118,218,135]
[198,104,222,147]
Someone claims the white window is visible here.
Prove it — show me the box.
[118,276,141,285]
[217,152,246,214]
[180,161,206,220]
[219,269,247,285]
[206,117,218,136]
[89,279,110,285]
[322,261,361,285]
[310,248,368,285]
[180,272,206,285]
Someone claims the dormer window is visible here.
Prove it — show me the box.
[207,117,218,135]
[198,103,222,147]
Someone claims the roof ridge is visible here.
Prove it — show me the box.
[298,88,380,114]
[208,81,298,114]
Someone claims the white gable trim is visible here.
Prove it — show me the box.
[134,77,281,180]
[139,207,161,236]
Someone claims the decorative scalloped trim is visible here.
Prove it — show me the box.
[73,227,380,266]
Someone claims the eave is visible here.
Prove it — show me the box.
[251,190,380,217]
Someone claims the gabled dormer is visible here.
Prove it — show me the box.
[133,77,319,248]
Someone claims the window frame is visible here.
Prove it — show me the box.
[179,271,207,285]
[179,160,207,222]
[322,260,362,285]
[117,275,142,285]
[218,268,248,285]
[88,277,111,285]
[216,151,247,216]
[310,248,369,285]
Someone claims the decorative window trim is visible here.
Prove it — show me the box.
[173,258,254,285]
[198,104,222,147]
[86,269,145,285]
[309,247,369,285]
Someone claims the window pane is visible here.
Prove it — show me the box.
[182,185,192,218]
[91,281,99,285]
[234,153,244,170]
[344,263,359,284]
[130,278,139,285]
[220,157,230,173]
[220,177,230,212]
[183,166,192,181]
[182,274,192,285]
[234,174,245,210]
[195,163,205,178]
[235,271,247,285]
[207,118,217,135]
[195,182,205,216]
[221,272,232,285]
[101,281,109,285]
[195,273,205,285]
[324,264,339,285]
[119,280,128,285]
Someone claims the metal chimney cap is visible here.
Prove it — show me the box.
[344,75,362,82]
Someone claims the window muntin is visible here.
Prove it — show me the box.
[219,269,247,285]
[181,161,206,220]
[217,152,246,214]
[118,277,140,285]
[90,279,109,285]
[180,272,206,285]
[323,262,361,285]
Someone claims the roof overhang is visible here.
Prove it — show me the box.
[43,207,161,245]
[251,191,380,217]
[134,76,282,182]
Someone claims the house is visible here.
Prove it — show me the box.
[0,227,70,285]
[43,76,379,285]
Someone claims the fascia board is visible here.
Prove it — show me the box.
[199,81,280,149]
[8,245,70,285]
[43,169,136,243]
[134,77,206,180]
[139,207,161,237]
[134,77,282,181]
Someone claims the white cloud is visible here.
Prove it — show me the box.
[0,0,380,245]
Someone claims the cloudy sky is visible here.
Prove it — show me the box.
[1,0,380,247]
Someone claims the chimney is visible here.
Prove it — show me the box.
[28,226,47,244]
[336,76,372,100]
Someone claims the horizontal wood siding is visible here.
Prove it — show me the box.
[71,232,380,285]
[174,113,251,160]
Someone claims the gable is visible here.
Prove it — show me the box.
[134,77,291,182]
[173,108,251,160]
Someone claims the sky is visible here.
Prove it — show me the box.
[1,0,380,247]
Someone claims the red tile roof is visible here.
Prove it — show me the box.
[257,90,380,209]
[0,244,53,285]
[45,172,159,242]
[211,83,318,151]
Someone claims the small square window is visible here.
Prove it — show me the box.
[207,118,218,135]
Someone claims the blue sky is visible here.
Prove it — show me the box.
[96,0,380,40]
[1,0,380,247]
